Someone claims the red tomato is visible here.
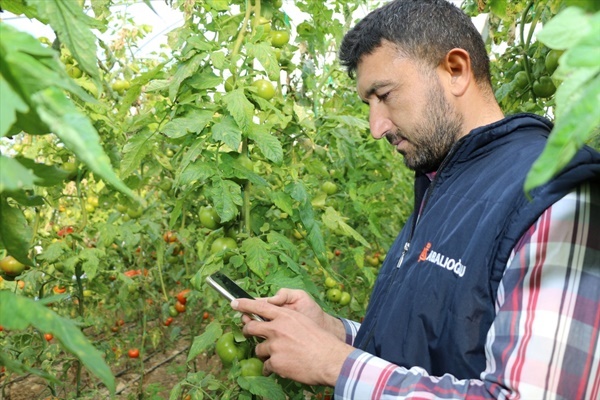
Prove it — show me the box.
[128,348,140,358]
[202,311,209,320]
[176,289,191,305]
[57,226,74,237]
[163,231,178,243]
[124,269,149,278]
[44,333,54,342]
[174,301,186,313]
[164,317,174,326]
[53,285,67,294]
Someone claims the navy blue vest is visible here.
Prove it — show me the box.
[354,114,600,379]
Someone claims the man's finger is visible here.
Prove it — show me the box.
[232,298,280,321]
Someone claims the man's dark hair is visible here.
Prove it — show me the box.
[339,0,491,87]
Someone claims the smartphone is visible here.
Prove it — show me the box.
[206,272,265,321]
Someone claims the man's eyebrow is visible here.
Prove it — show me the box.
[360,80,394,103]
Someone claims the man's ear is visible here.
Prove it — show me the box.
[440,48,472,97]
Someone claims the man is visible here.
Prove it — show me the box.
[232,0,600,398]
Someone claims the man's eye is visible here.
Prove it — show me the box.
[377,92,389,102]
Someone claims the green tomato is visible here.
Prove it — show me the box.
[324,277,337,288]
[240,357,264,376]
[339,291,351,306]
[270,30,290,48]
[210,237,238,262]
[252,79,276,100]
[533,76,556,98]
[216,332,248,365]
[127,207,144,219]
[513,71,528,90]
[112,79,130,94]
[62,161,79,180]
[199,206,222,230]
[296,21,312,36]
[365,255,380,267]
[66,64,83,79]
[159,179,172,192]
[116,203,128,213]
[225,76,235,92]
[0,256,26,277]
[326,288,342,302]
[169,306,179,317]
[321,181,338,195]
[545,50,562,74]
[256,16,271,33]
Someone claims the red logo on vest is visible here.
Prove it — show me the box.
[418,242,432,262]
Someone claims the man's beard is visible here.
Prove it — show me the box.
[386,80,464,173]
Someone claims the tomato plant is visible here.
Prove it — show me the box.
[1,0,596,398]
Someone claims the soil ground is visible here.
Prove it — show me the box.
[0,319,221,400]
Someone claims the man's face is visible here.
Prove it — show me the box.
[356,41,464,173]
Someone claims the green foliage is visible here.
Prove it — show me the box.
[465,0,600,193]
[525,7,600,193]
[2,0,596,398]
[0,291,115,395]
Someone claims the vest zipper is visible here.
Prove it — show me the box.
[396,242,410,268]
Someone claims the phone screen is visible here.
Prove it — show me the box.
[206,272,255,301]
[206,272,265,321]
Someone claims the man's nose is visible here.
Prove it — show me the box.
[369,106,393,140]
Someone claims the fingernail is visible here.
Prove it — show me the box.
[231,300,239,310]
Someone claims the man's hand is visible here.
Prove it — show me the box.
[232,297,354,386]
[265,288,347,341]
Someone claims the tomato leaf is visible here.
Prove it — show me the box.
[163,110,213,139]
[0,291,115,395]
[178,161,217,186]
[288,182,328,268]
[14,157,70,187]
[488,0,507,18]
[187,321,222,362]
[120,129,155,178]
[242,237,270,279]
[38,241,70,263]
[247,124,283,165]
[247,42,281,81]
[188,72,223,91]
[30,0,100,79]
[237,376,286,400]
[32,87,138,200]
[537,7,591,50]
[207,178,243,223]
[0,196,33,266]
[0,73,29,137]
[322,207,371,248]
[223,89,254,130]
[270,191,295,216]
[212,116,243,150]
[525,73,600,193]
[169,54,204,100]
[0,156,39,192]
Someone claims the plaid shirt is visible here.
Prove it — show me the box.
[335,182,600,399]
